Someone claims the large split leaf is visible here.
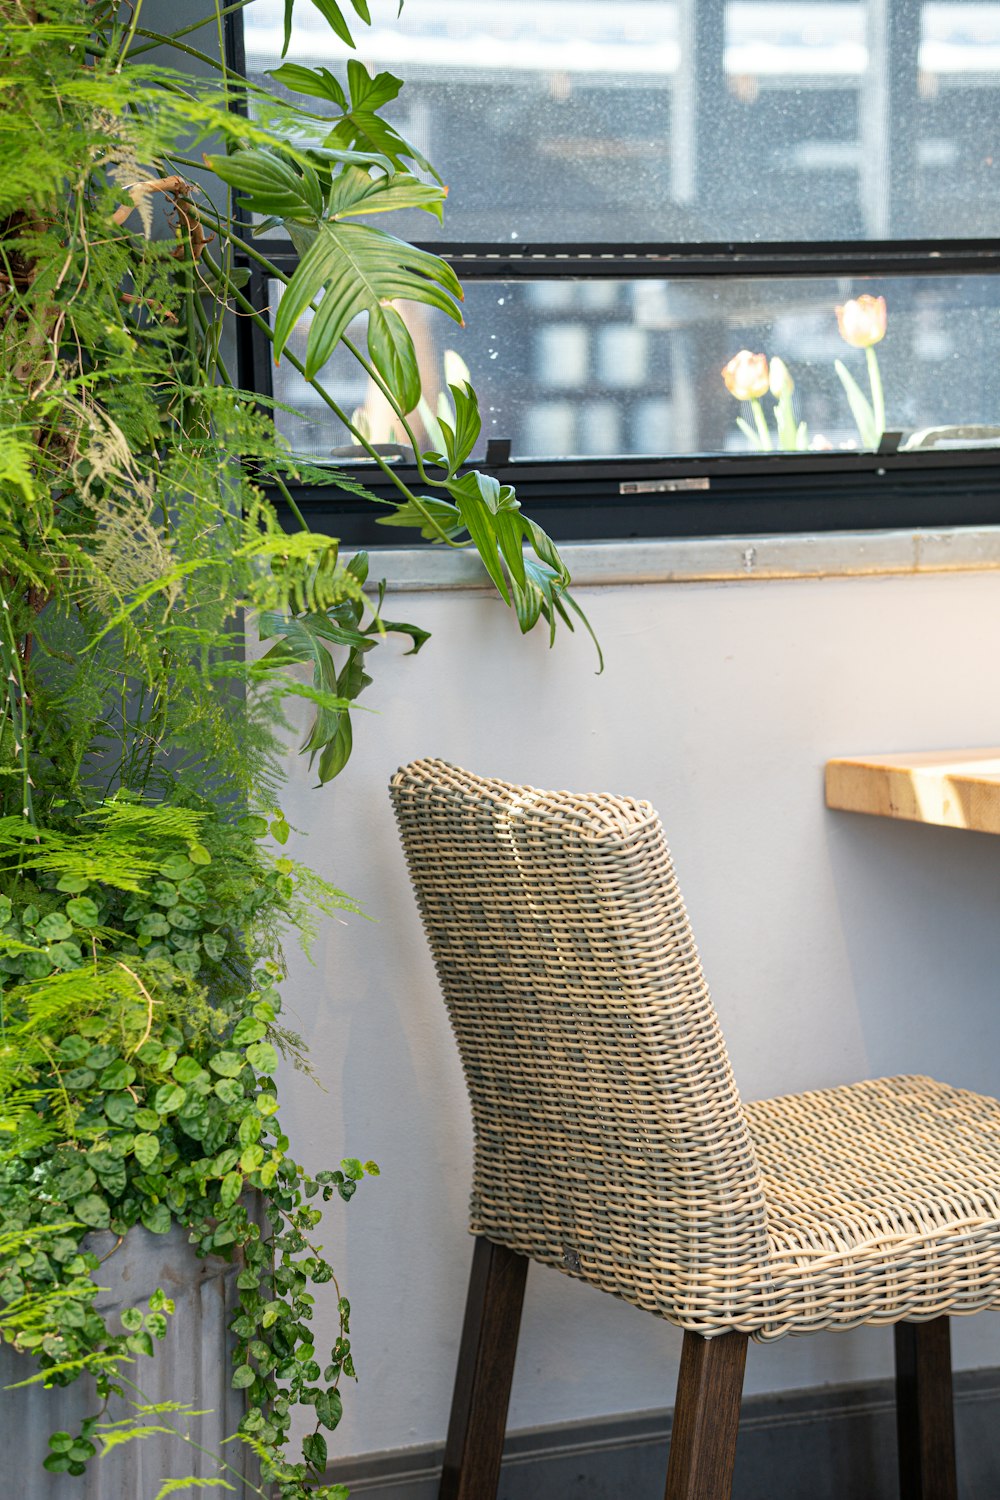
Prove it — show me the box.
[326,165,446,222]
[430,382,482,475]
[272,220,463,384]
[375,495,464,541]
[367,303,420,413]
[272,57,438,179]
[257,554,430,782]
[206,149,322,221]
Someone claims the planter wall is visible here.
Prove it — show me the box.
[1,1220,257,1499]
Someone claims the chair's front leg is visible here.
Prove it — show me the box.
[664,1328,748,1500]
[895,1317,958,1500]
[439,1236,528,1500]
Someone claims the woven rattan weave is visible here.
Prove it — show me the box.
[390,758,1000,1342]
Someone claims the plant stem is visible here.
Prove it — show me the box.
[117,0,147,68]
[866,345,885,443]
[191,284,233,385]
[131,29,229,73]
[127,0,255,57]
[0,581,33,827]
[751,398,772,452]
[268,470,311,533]
[215,0,230,110]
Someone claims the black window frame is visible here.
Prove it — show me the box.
[227,10,1000,546]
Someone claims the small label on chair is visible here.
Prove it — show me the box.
[563,1247,581,1272]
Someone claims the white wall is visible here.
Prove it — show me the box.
[272,560,1000,1460]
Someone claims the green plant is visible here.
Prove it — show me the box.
[0,799,368,1493]
[0,0,594,1493]
[834,293,888,449]
[721,295,888,456]
[721,350,808,453]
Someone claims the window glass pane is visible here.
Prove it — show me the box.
[268,274,1000,461]
[243,0,1000,242]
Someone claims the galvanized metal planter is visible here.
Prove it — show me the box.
[0,1219,257,1499]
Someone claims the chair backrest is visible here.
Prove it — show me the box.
[390,759,772,1328]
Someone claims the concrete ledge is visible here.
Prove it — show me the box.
[350,526,1000,592]
[328,1367,1000,1499]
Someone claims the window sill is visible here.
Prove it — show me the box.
[349,525,1000,593]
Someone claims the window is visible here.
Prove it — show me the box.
[234,1,1000,542]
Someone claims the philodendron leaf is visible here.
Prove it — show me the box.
[206,149,322,221]
[433,382,481,474]
[449,468,501,513]
[367,303,421,413]
[492,505,526,591]
[321,60,441,180]
[522,516,570,584]
[368,615,430,656]
[316,712,352,784]
[270,63,347,106]
[448,383,481,469]
[447,474,509,604]
[375,495,463,540]
[272,220,463,379]
[326,165,447,222]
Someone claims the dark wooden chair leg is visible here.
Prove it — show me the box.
[439,1236,528,1500]
[664,1329,748,1500]
[895,1316,958,1500]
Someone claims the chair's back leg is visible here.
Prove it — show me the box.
[664,1329,748,1500]
[439,1236,529,1500]
[894,1316,958,1500]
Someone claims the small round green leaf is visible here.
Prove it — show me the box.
[213,1077,244,1104]
[209,1051,243,1078]
[172,1055,206,1084]
[66,897,99,926]
[202,932,227,961]
[140,1203,171,1235]
[99,1061,136,1090]
[232,1018,266,1046]
[246,1042,278,1074]
[153,1083,186,1114]
[104,1092,136,1125]
[134,1133,160,1167]
[167,903,199,930]
[220,1170,243,1209]
[72,1194,110,1230]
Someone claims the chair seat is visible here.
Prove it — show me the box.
[744,1074,1000,1339]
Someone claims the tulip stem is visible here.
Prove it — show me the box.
[774,391,798,451]
[751,399,772,451]
[866,346,885,443]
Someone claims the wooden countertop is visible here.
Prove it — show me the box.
[825,749,1000,835]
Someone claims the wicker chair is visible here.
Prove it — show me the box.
[390,758,1000,1500]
